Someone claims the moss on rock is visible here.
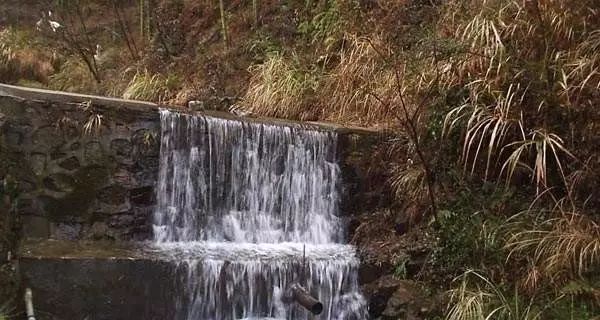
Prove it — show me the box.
[42,166,110,222]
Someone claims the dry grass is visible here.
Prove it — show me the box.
[390,162,426,204]
[241,53,319,120]
[439,0,598,193]
[0,28,53,84]
[437,1,600,315]
[0,38,16,79]
[48,58,100,94]
[241,35,400,127]
[78,100,104,135]
[501,130,575,193]
[122,69,181,102]
[443,83,525,180]
[506,209,600,289]
[319,35,397,127]
[446,270,542,320]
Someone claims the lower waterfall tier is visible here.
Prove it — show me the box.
[19,239,367,320]
[151,242,367,320]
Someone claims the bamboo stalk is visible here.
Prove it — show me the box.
[252,0,258,26]
[139,0,145,45]
[219,0,228,46]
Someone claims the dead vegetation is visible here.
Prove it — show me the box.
[0,29,54,85]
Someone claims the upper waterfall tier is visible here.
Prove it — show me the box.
[153,110,344,244]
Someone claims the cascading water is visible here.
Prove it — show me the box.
[152,109,367,320]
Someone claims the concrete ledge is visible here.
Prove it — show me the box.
[19,239,180,319]
[0,83,382,135]
[0,83,158,113]
[20,257,178,320]
[20,239,151,260]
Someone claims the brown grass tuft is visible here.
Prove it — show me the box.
[319,35,396,127]
[240,53,320,120]
[122,69,182,102]
[0,29,54,84]
[506,208,600,291]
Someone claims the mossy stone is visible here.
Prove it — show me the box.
[43,173,76,193]
[42,166,110,222]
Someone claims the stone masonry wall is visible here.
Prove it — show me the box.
[0,89,160,241]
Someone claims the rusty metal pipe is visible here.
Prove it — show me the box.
[285,283,323,315]
[25,288,35,320]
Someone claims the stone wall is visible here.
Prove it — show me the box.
[0,86,161,241]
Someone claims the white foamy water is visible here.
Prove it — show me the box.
[153,110,366,320]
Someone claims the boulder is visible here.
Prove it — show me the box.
[363,276,431,320]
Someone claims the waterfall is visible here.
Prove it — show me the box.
[153,110,366,320]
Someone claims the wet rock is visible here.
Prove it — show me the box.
[17,180,36,193]
[33,126,65,151]
[136,155,159,171]
[395,213,410,236]
[43,173,76,193]
[112,167,137,189]
[70,142,81,151]
[381,281,428,320]
[358,250,394,285]
[132,128,159,158]
[133,165,158,186]
[62,124,80,140]
[39,166,110,222]
[21,215,50,238]
[58,156,80,171]
[97,185,128,206]
[339,167,360,214]
[51,223,82,240]
[364,275,401,316]
[129,207,153,240]
[130,186,154,206]
[3,130,22,147]
[3,123,30,147]
[363,276,431,320]
[84,141,104,164]
[30,153,47,176]
[88,221,110,240]
[108,213,135,228]
[112,123,131,137]
[347,216,361,236]
[50,150,67,160]
[58,120,82,140]
[16,198,35,212]
[1,92,161,241]
[111,138,133,158]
